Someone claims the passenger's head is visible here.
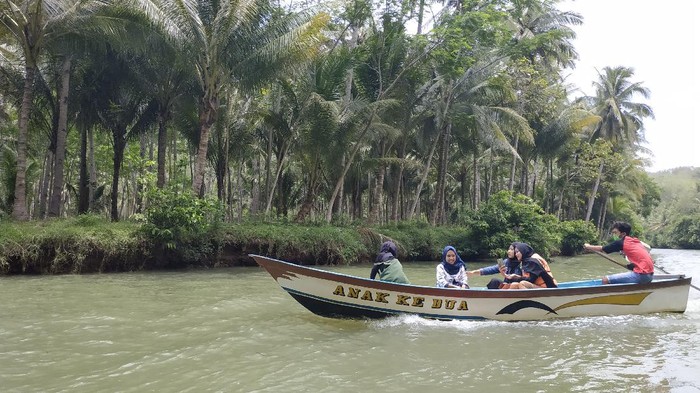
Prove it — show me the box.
[611,221,631,237]
[506,243,517,260]
[379,241,397,257]
[513,242,534,260]
[442,245,459,265]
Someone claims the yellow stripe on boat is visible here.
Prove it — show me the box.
[554,292,651,311]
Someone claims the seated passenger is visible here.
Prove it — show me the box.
[467,242,523,289]
[506,242,557,289]
[436,246,469,289]
[370,241,410,284]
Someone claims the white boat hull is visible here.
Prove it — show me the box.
[250,254,691,321]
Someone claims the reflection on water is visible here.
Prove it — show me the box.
[0,249,699,392]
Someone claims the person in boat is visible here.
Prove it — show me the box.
[583,221,654,284]
[436,246,469,289]
[506,242,558,289]
[467,242,523,289]
[370,241,410,284]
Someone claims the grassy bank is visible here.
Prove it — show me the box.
[0,191,600,275]
[0,217,470,275]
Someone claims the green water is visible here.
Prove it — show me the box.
[1,250,699,392]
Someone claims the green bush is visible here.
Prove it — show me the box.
[668,215,700,249]
[374,223,473,261]
[459,190,561,258]
[139,188,224,267]
[558,219,598,256]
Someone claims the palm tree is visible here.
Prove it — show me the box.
[584,66,654,221]
[507,0,582,70]
[148,0,327,197]
[0,0,114,220]
[589,66,653,149]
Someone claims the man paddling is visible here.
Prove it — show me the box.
[584,221,654,284]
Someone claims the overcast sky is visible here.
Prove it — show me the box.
[561,0,700,172]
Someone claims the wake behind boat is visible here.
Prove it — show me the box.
[250,254,692,322]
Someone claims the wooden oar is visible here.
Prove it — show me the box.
[592,250,700,292]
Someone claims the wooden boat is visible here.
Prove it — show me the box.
[250,254,693,321]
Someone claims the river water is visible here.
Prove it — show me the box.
[1,249,699,392]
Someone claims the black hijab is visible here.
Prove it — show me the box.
[375,241,397,263]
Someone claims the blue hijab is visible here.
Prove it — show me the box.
[441,246,465,275]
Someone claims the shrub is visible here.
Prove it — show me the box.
[558,219,598,256]
[459,190,560,258]
[139,188,224,268]
[668,216,700,249]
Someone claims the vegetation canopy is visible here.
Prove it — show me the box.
[1,0,688,274]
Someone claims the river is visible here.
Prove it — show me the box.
[1,249,699,392]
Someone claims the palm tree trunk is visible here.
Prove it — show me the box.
[369,142,387,224]
[508,135,519,191]
[391,140,406,222]
[333,154,345,216]
[48,57,72,217]
[369,163,386,224]
[36,151,53,219]
[585,161,604,222]
[192,101,216,197]
[325,109,377,222]
[408,127,442,219]
[473,147,481,209]
[215,129,226,202]
[135,132,146,213]
[222,124,230,204]
[265,141,290,214]
[296,165,320,222]
[251,154,261,215]
[237,162,244,223]
[530,158,538,198]
[88,127,97,211]
[156,111,168,188]
[432,124,450,225]
[485,154,492,200]
[597,193,608,235]
[78,124,89,214]
[416,0,425,34]
[12,64,36,220]
[111,129,127,222]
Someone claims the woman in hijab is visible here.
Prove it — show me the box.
[436,245,469,289]
[507,242,557,289]
[468,242,523,289]
[370,241,410,284]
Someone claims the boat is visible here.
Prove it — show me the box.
[250,254,692,321]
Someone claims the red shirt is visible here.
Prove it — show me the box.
[602,236,654,274]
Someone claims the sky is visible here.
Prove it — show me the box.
[561,0,700,172]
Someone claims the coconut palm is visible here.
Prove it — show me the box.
[588,66,653,150]
[0,0,117,220]
[583,66,654,221]
[146,0,327,197]
[507,0,582,70]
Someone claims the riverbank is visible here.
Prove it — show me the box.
[0,217,473,275]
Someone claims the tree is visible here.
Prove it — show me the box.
[149,0,327,197]
[584,66,654,222]
[0,0,105,219]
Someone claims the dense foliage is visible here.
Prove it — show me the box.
[138,188,224,267]
[1,185,610,274]
[0,0,665,257]
[644,167,700,249]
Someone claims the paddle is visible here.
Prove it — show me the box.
[592,250,700,292]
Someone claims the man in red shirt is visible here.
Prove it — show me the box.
[584,221,654,284]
